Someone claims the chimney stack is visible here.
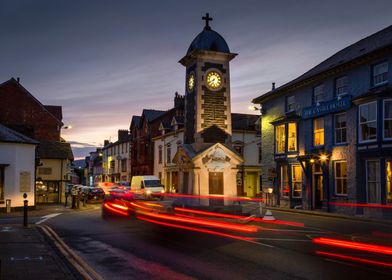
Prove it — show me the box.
[104,140,109,147]
[17,77,20,83]
[272,82,275,90]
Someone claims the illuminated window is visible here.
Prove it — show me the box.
[291,165,302,198]
[335,113,347,144]
[386,160,392,204]
[334,161,347,195]
[335,76,347,96]
[313,118,324,146]
[280,165,289,198]
[287,123,297,152]
[275,124,285,154]
[373,62,388,86]
[366,160,381,203]
[384,99,392,140]
[158,145,163,164]
[359,102,377,143]
[313,84,324,104]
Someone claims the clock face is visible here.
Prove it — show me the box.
[206,71,222,90]
[187,73,195,92]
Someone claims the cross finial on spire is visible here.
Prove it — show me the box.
[202,13,213,29]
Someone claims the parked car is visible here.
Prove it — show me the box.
[80,186,105,202]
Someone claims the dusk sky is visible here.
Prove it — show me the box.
[1,0,391,159]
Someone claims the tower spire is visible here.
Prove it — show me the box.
[202,13,213,30]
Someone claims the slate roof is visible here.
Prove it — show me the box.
[231,113,259,130]
[253,25,392,103]
[187,26,230,54]
[0,123,38,145]
[130,115,141,130]
[37,140,74,160]
[142,109,166,123]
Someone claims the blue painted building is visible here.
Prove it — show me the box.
[253,25,392,218]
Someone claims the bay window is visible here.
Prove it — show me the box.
[359,102,377,143]
[291,165,302,198]
[275,124,285,153]
[275,123,297,153]
[384,99,392,140]
[280,165,289,198]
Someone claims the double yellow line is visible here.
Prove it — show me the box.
[38,224,104,280]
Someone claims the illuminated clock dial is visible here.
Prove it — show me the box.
[206,71,222,90]
[187,73,195,92]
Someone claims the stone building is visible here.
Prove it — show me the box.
[150,14,262,201]
[253,25,392,218]
[0,78,73,204]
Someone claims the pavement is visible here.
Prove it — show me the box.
[0,224,81,280]
[0,203,102,280]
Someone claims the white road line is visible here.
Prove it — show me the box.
[243,239,275,248]
[35,213,62,224]
[253,237,311,242]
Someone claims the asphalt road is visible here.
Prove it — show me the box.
[30,205,392,280]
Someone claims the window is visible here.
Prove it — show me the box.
[334,161,347,195]
[313,84,324,104]
[287,123,297,152]
[373,62,388,86]
[359,102,377,143]
[121,159,127,172]
[38,167,52,175]
[386,160,392,204]
[280,165,289,198]
[313,118,324,146]
[335,76,347,96]
[291,165,302,198]
[275,124,286,153]
[234,145,244,156]
[384,99,392,140]
[0,166,4,202]
[335,113,347,144]
[158,145,163,164]
[366,160,381,203]
[166,144,171,164]
[286,95,296,112]
[110,160,115,170]
[258,145,262,163]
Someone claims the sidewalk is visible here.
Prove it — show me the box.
[0,224,81,280]
[0,203,100,218]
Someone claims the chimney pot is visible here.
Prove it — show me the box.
[17,77,20,83]
[272,82,275,90]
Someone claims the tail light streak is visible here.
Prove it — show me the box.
[316,251,392,268]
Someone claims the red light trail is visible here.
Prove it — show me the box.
[312,238,392,255]
[316,251,392,268]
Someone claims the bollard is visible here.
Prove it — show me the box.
[23,193,28,227]
[6,199,11,213]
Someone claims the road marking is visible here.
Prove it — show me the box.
[243,239,275,247]
[0,226,14,232]
[10,256,44,261]
[36,213,62,224]
[253,237,311,242]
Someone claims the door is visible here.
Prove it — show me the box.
[246,172,258,197]
[313,164,323,209]
[209,172,223,206]
[182,172,189,194]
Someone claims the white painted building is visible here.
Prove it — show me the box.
[0,124,38,209]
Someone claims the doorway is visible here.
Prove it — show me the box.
[245,172,258,197]
[209,172,223,206]
[312,164,324,209]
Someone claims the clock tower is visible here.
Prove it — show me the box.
[179,13,237,152]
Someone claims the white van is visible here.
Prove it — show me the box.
[130,176,165,199]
